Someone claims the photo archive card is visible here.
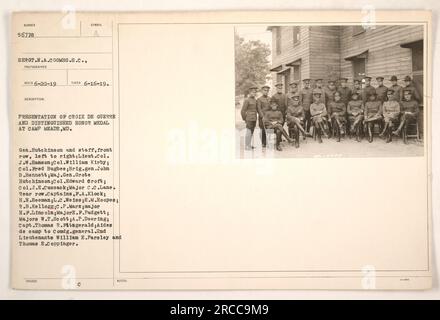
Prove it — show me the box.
[10,10,432,290]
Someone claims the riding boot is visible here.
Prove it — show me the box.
[295,130,300,148]
[317,126,323,143]
[386,126,392,143]
[368,123,373,143]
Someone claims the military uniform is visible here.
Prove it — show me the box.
[256,92,271,147]
[338,86,352,106]
[364,98,383,142]
[314,87,326,105]
[287,82,299,100]
[347,96,364,140]
[382,100,401,123]
[263,108,291,150]
[401,85,421,103]
[328,99,346,140]
[352,79,362,96]
[393,92,419,141]
[388,76,403,102]
[310,93,328,143]
[362,85,376,104]
[364,100,382,121]
[375,85,388,103]
[271,92,288,119]
[299,80,313,132]
[324,87,337,105]
[241,87,259,149]
[286,94,307,147]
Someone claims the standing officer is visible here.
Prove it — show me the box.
[271,82,288,120]
[257,85,271,148]
[353,78,362,96]
[362,76,376,104]
[314,78,326,105]
[287,81,299,99]
[299,78,314,132]
[338,77,352,106]
[241,84,259,150]
[389,75,402,102]
[324,79,338,105]
[375,76,388,103]
[401,75,421,103]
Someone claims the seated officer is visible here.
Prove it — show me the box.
[327,91,346,142]
[263,99,294,151]
[380,89,401,143]
[393,89,419,143]
[363,92,383,143]
[241,84,259,150]
[310,89,329,143]
[347,91,364,142]
[286,93,308,148]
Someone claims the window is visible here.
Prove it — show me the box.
[293,26,300,45]
[292,65,301,81]
[352,58,366,79]
[410,41,423,105]
[275,27,281,55]
[352,25,365,36]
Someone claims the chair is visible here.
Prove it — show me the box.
[403,112,421,142]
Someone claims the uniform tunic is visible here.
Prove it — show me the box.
[299,88,313,111]
[362,85,376,104]
[401,85,421,103]
[389,84,402,102]
[401,99,419,113]
[347,100,364,123]
[328,101,346,117]
[310,102,327,122]
[314,87,326,105]
[382,100,401,122]
[263,110,284,128]
[286,105,305,126]
[241,96,258,124]
[324,87,337,105]
[364,101,382,122]
[375,85,388,103]
[256,95,271,116]
[338,87,352,105]
[271,93,288,116]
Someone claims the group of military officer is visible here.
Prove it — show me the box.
[240,75,421,151]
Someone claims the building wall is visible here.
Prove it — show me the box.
[269,25,424,93]
[308,26,341,82]
[340,25,424,87]
[270,26,310,90]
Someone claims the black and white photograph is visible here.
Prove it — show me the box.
[235,24,425,158]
